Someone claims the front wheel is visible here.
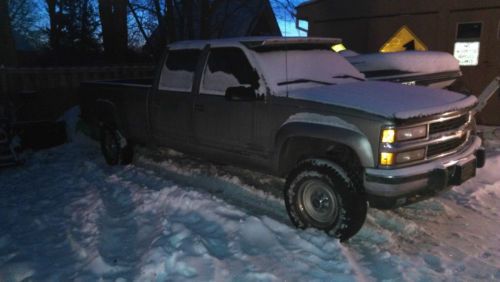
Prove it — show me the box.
[284,159,367,241]
[100,125,134,166]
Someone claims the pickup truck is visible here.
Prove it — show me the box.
[80,37,485,241]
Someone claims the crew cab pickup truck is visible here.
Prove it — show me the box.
[80,37,485,241]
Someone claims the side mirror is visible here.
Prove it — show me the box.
[225,86,257,102]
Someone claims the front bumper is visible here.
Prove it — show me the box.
[364,136,484,209]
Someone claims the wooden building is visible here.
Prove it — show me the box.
[297,0,500,125]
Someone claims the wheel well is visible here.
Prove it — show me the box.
[279,137,364,191]
[95,101,121,130]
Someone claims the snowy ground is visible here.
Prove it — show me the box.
[1,127,500,281]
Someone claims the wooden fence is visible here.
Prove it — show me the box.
[0,65,155,120]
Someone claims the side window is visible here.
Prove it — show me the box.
[201,48,259,95]
[159,49,201,92]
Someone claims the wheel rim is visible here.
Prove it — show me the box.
[103,130,118,161]
[299,179,338,225]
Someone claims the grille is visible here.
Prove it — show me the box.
[429,114,469,135]
[427,135,467,158]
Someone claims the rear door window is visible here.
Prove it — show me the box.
[159,49,201,92]
[201,48,259,95]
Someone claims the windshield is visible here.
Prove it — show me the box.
[252,49,365,95]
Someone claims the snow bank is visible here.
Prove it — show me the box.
[0,131,499,280]
[0,136,355,281]
[479,126,500,150]
[59,106,81,142]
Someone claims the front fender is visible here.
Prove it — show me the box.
[274,113,375,171]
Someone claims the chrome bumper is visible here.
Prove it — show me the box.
[364,136,484,209]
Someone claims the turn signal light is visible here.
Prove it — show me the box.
[380,152,394,166]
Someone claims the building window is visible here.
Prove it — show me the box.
[456,22,482,41]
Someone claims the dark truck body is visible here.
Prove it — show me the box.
[80,37,484,212]
[81,80,151,144]
[81,78,383,178]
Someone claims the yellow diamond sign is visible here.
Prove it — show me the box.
[380,25,428,53]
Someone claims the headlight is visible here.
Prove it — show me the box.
[381,125,427,143]
[396,125,427,141]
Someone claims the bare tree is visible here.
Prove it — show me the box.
[200,0,227,39]
[183,0,194,39]
[98,0,129,62]
[0,0,17,66]
[271,0,297,20]
[8,0,44,48]
[45,0,98,53]
[45,0,61,51]
[128,0,283,57]
[128,2,152,46]
[271,0,306,36]
[128,0,157,47]
[165,0,176,43]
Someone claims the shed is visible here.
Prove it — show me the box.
[297,0,500,125]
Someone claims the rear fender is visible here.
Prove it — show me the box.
[95,99,123,132]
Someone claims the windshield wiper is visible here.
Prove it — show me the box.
[277,79,334,86]
[332,74,365,81]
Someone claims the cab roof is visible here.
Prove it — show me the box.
[167,36,342,50]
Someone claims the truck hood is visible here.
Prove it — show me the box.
[286,81,477,119]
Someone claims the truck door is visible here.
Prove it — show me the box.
[193,47,260,155]
[150,49,201,145]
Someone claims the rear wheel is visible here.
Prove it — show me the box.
[284,159,367,241]
[100,125,133,166]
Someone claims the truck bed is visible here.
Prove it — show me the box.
[79,79,152,143]
[84,78,154,88]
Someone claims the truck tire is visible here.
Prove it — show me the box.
[100,125,133,166]
[284,159,367,241]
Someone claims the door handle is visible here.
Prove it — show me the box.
[194,104,205,112]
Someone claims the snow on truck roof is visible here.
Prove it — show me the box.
[167,36,342,50]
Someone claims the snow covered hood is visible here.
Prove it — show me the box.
[346,51,460,74]
[286,81,478,119]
